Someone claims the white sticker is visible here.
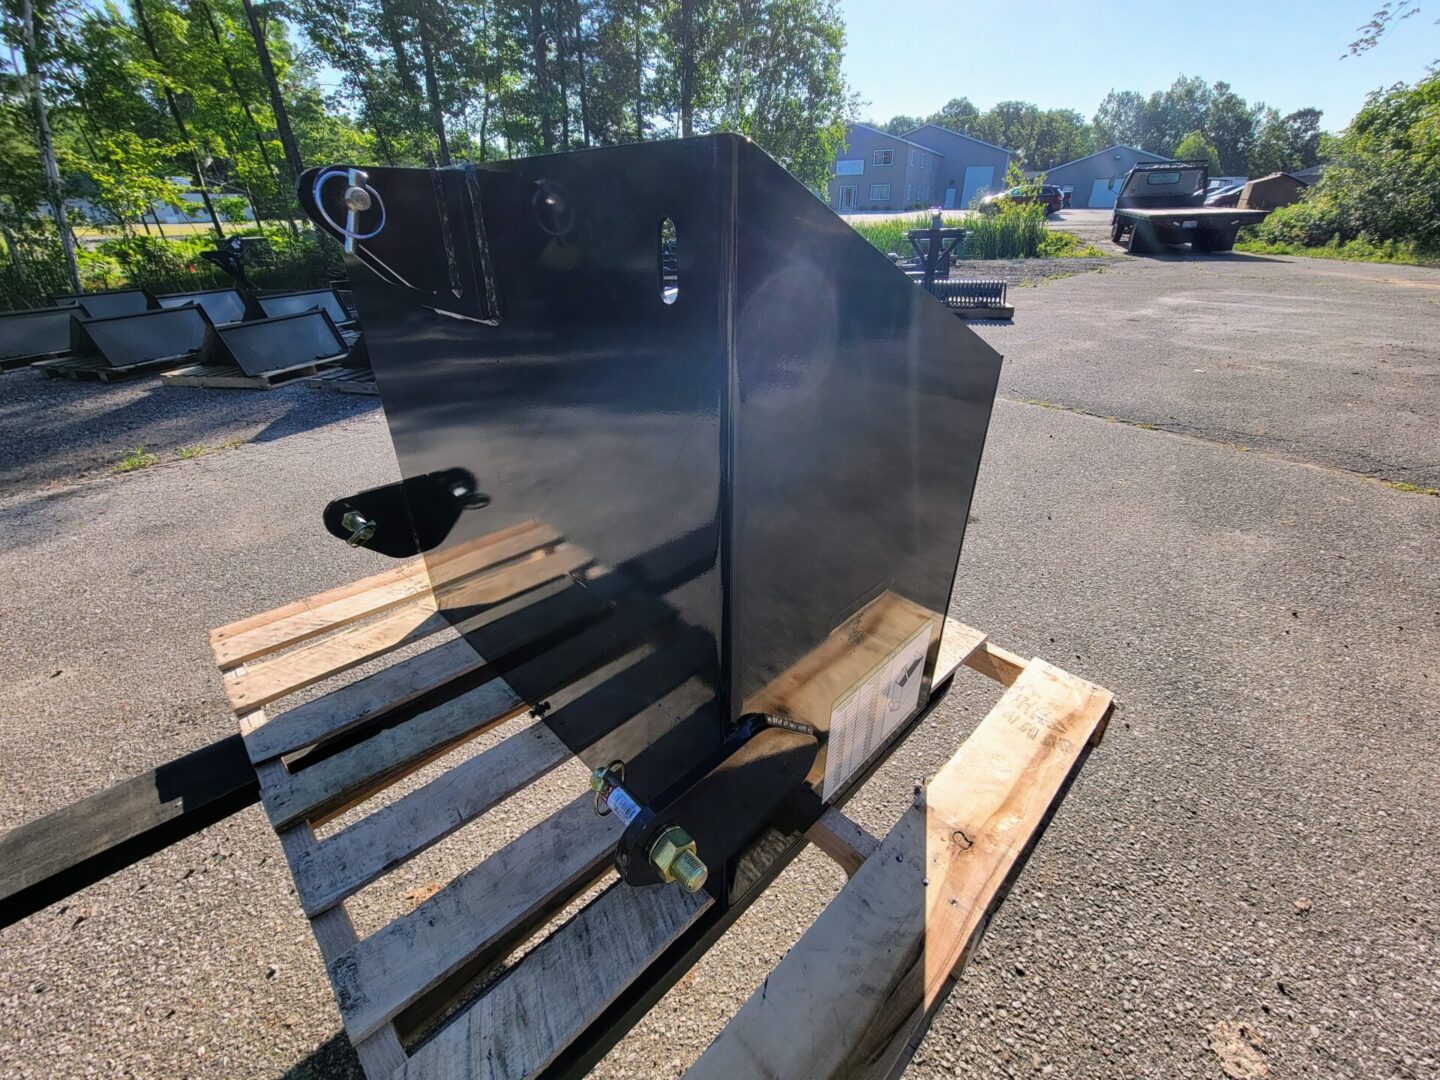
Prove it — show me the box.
[822,623,933,801]
[606,785,643,825]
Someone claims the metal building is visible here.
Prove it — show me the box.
[826,124,945,212]
[901,124,1014,210]
[1042,145,1170,209]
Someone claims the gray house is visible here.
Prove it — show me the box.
[901,124,1014,210]
[1042,145,1170,208]
[827,124,944,212]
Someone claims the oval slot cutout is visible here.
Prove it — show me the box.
[658,217,679,304]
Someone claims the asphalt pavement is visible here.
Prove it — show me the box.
[0,251,1436,1079]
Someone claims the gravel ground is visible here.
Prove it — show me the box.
[1,253,1437,1079]
[0,369,379,493]
[950,257,1113,289]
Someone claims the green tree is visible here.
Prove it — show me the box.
[877,113,921,135]
[1093,88,1151,150]
[1262,73,1440,249]
[1174,129,1220,171]
[926,96,978,134]
[1203,81,1255,175]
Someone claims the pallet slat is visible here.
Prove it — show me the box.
[260,675,527,830]
[685,659,1113,1080]
[240,573,598,764]
[401,882,712,1080]
[290,720,569,916]
[332,793,624,1044]
[223,544,588,712]
[212,522,558,670]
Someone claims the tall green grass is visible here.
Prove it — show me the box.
[848,204,1056,261]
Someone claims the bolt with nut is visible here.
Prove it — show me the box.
[590,765,709,893]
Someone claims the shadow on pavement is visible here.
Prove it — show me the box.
[0,370,380,494]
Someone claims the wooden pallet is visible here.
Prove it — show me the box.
[161,357,341,390]
[306,366,380,395]
[210,525,1111,1079]
[2,350,66,372]
[31,352,190,382]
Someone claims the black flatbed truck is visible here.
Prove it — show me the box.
[1110,161,1270,253]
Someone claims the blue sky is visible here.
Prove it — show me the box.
[841,0,1439,131]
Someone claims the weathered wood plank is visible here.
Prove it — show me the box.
[401,882,712,1080]
[224,602,445,712]
[935,619,987,683]
[239,573,591,763]
[212,565,433,670]
[211,521,558,669]
[258,592,675,829]
[962,639,1028,687]
[243,708,409,1079]
[686,659,1112,1080]
[805,806,881,879]
[259,675,527,830]
[222,544,590,712]
[290,720,568,915]
[0,734,259,929]
[289,635,711,915]
[330,794,625,1044]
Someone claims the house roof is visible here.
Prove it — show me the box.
[1044,144,1169,173]
[902,123,1015,157]
[845,122,945,155]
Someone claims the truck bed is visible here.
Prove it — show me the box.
[1116,206,1268,223]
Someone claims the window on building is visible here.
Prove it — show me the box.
[868,183,891,201]
[835,158,864,176]
[905,183,913,203]
[837,185,858,211]
[909,150,917,166]
[872,149,894,167]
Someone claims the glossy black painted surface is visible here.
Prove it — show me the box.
[199,308,347,375]
[299,134,1001,860]
[0,307,75,362]
[70,306,210,367]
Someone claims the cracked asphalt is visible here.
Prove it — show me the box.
[0,250,1436,1079]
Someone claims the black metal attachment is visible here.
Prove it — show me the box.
[299,134,1001,919]
[197,308,347,376]
[925,277,1009,311]
[322,469,490,558]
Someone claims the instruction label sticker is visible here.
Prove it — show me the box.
[822,621,934,801]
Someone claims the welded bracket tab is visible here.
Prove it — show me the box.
[298,164,499,325]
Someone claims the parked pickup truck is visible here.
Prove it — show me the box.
[1110,161,1270,253]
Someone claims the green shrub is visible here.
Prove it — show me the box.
[2,226,344,309]
[849,205,1054,262]
[963,203,1048,259]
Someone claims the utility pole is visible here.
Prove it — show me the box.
[20,0,80,291]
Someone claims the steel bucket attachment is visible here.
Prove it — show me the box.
[255,288,354,326]
[69,306,211,369]
[51,288,156,318]
[198,308,348,376]
[299,134,1002,905]
[156,288,255,324]
[0,307,76,364]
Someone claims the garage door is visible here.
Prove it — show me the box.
[1088,177,1118,208]
[960,166,994,208]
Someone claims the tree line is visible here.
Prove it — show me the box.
[1,0,851,293]
[874,76,1328,177]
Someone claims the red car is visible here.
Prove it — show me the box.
[979,184,1064,215]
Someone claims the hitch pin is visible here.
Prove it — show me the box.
[590,763,708,893]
